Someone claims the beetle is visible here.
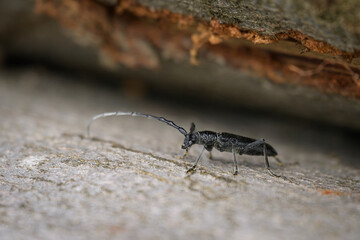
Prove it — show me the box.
[87,111,282,177]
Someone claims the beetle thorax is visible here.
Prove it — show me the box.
[198,131,217,145]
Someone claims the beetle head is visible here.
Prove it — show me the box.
[181,123,197,149]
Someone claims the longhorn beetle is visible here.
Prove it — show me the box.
[87,112,283,177]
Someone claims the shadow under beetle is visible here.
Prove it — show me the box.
[87,112,283,177]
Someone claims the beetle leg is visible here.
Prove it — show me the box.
[274,155,283,166]
[241,139,281,177]
[232,146,239,175]
[204,146,213,159]
[178,148,189,159]
[186,147,205,173]
[263,144,281,177]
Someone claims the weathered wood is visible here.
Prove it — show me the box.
[134,0,360,54]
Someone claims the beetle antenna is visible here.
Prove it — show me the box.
[87,111,188,137]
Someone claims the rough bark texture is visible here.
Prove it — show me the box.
[134,0,360,54]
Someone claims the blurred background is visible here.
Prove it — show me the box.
[1,0,360,239]
[2,0,360,129]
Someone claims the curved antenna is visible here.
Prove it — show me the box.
[87,111,188,137]
[190,123,196,134]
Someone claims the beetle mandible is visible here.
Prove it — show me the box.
[87,112,283,177]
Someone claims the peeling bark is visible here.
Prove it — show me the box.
[33,0,360,99]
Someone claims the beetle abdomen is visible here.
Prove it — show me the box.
[214,132,278,156]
